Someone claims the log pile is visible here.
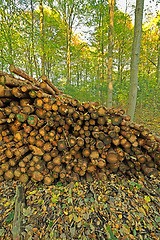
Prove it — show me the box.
[0,66,160,185]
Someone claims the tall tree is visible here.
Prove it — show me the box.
[39,0,45,75]
[157,40,160,86]
[107,0,115,108]
[127,0,144,120]
[48,0,87,86]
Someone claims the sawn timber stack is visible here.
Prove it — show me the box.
[0,65,160,185]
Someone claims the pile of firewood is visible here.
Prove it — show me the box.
[0,65,160,185]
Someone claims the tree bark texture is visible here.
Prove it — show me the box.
[127,0,144,121]
[107,0,115,108]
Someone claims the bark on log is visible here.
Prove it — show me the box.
[41,75,60,94]
[9,65,36,83]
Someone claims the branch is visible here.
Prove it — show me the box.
[145,56,157,66]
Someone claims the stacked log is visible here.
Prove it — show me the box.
[0,66,160,185]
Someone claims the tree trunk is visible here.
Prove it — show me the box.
[157,40,160,86]
[107,0,115,108]
[39,0,45,75]
[127,0,144,121]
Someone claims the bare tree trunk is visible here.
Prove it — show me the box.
[127,0,144,121]
[39,0,45,75]
[66,27,71,84]
[30,0,38,79]
[107,0,115,108]
[100,7,104,105]
[0,50,4,71]
[157,40,160,86]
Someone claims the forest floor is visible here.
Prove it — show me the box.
[134,105,160,136]
[0,173,160,240]
[115,103,160,136]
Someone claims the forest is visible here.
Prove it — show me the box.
[0,1,160,239]
[0,0,159,134]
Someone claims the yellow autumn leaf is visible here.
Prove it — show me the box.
[4,202,11,207]
[69,214,73,222]
[118,214,123,219]
[144,195,151,203]
[143,204,149,210]
[75,216,82,223]
[42,205,47,212]
[63,210,68,215]
[139,207,146,216]
[122,224,130,234]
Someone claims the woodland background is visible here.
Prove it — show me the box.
[0,0,159,134]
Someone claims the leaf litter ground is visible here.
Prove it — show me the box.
[0,173,160,240]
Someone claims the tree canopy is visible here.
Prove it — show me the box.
[0,0,159,126]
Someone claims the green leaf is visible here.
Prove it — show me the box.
[52,194,59,203]
[57,181,62,187]
[6,211,14,224]
[133,229,137,236]
[48,221,53,227]
[129,181,136,186]
[155,215,160,223]
[136,183,142,189]
[90,197,95,203]
[0,228,5,236]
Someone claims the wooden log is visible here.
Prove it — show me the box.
[90,150,99,159]
[96,140,104,149]
[35,161,46,172]
[141,128,150,137]
[22,105,34,115]
[0,118,14,124]
[155,135,160,143]
[111,114,122,126]
[97,158,106,168]
[36,90,52,98]
[9,65,36,83]
[0,85,13,97]
[16,113,28,123]
[137,154,146,164]
[32,171,44,182]
[44,175,54,185]
[0,74,29,87]
[29,145,44,155]
[53,155,61,165]
[106,149,118,164]
[146,140,159,152]
[20,83,40,93]
[108,130,117,139]
[27,115,39,127]
[0,162,9,171]
[41,75,60,94]
[112,136,120,146]
[130,122,144,131]
[97,106,106,116]
[87,163,97,173]
[11,87,28,98]
[14,146,29,160]
[40,81,55,96]
[77,137,84,147]
[108,162,119,173]
[141,164,159,177]
[57,139,67,151]
[103,135,112,145]
[35,108,46,119]
[20,98,31,107]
